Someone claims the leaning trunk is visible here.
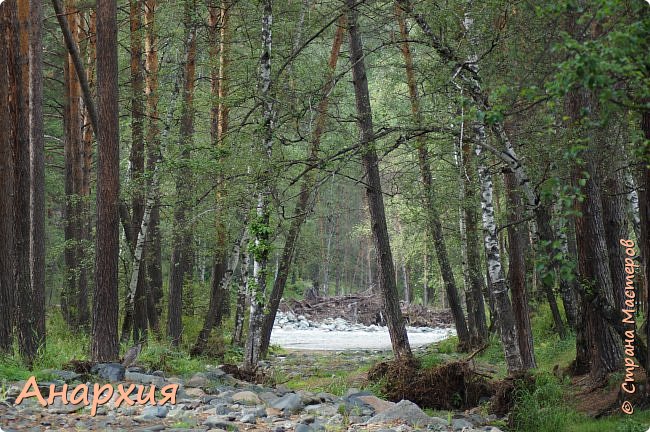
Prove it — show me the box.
[347,0,412,360]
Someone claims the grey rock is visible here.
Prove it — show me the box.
[452,418,474,430]
[43,369,81,383]
[367,400,447,428]
[295,425,314,432]
[211,403,230,415]
[240,413,257,423]
[91,363,125,382]
[135,405,169,421]
[303,403,339,417]
[259,391,279,403]
[232,390,261,405]
[270,393,303,413]
[186,372,210,388]
[124,371,164,386]
[203,416,239,431]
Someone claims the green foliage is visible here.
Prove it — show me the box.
[138,341,206,376]
[510,372,580,432]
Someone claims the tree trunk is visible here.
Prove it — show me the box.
[243,0,274,373]
[557,221,578,328]
[232,238,250,346]
[144,0,163,324]
[77,8,94,333]
[130,0,148,345]
[602,171,630,311]
[194,0,232,355]
[395,5,470,349]
[624,169,641,240]
[505,171,536,370]
[192,224,248,355]
[258,18,345,358]
[29,0,45,348]
[62,0,82,328]
[475,125,523,374]
[92,0,120,362]
[637,105,650,384]
[567,86,623,379]
[0,7,16,353]
[13,0,38,365]
[461,139,488,345]
[168,0,197,347]
[346,0,412,360]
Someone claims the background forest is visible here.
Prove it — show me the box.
[1,0,650,430]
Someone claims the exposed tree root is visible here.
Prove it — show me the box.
[368,358,494,410]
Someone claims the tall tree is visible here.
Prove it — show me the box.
[243,0,275,372]
[16,0,38,365]
[505,170,536,370]
[458,133,488,346]
[92,0,120,362]
[61,0,83,328]
[0,4,16,354]
[347,0,412,360]
[120,0,148,344]
[143,0,163,322]
[168,0,197,347]
[29,0,46,349]
[475,127,523,374]
[192,0,232,356]
[395,5,470,350]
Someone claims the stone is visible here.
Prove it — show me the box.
[184,388,205,398]
[124,371,164,386]
[270,393,303,413]
[240,413,257,423]
[258,391,279,403]
[47,398,84,414]
[136,405,169,421]
[203,416,239,431]
[354,395,395,414]
[186,372,210,388]
[452,418,474,430]
[367,400,448,428]
[232,390,261,405]
[303,404,339,416]
[43,369,80,383]
[211,403,230,415]
[91,363,125,382]
[295,425,314,432]
[266,407,283,417]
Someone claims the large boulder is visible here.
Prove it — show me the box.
[367,399,447,428]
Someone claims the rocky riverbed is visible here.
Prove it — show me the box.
[270,312,455,350]
[0,350,504,432]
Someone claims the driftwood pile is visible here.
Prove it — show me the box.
[279,291,454,328]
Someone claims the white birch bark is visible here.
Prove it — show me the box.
[244,0,274,372]
[475,128,523,373]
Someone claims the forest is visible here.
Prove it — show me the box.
[0,0,649,430]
